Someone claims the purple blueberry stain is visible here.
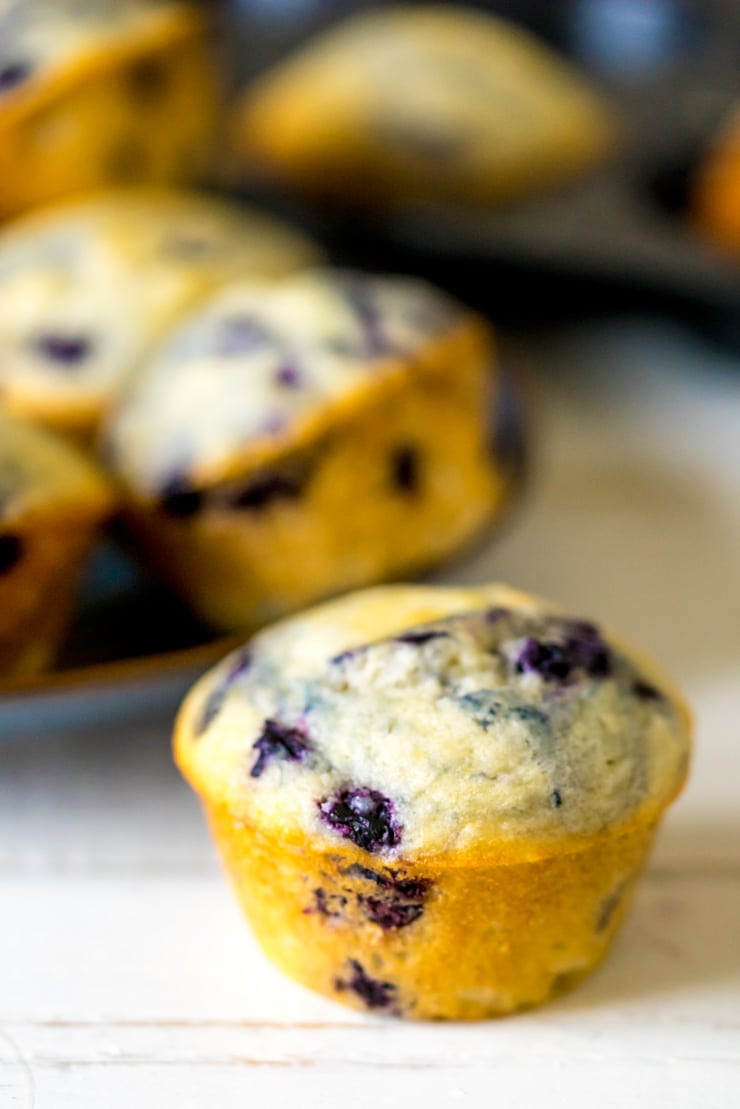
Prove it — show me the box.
[0,60,31,93]
[217,315,271,356]
[318,787,401,853]
[250,719,310,779]
[308,888,347,919]
[275,364,301,389]
[341,864,431,902]
[361,897,425,931]
[390,445,420,494]
[0,533,23,574]
[33,332,92,367]
[336,959,397,1011]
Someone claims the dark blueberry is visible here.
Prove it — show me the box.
[250,719,310,778]
[217,316,271,356]
[34,333,92,366]
[562,621,612,678]
[633,679,662,701]
[337,959,397,1011]
[124,57,169,102]
[275,364,301,388]
[230,471,303,511]
[318,787,401,853]
[515,638,572,681]
[362,897,424,930]
[0,60,31,93]
[159,477,203,518]
[194,650,252,737]
[390,445,420,494]
[0,534,23,574]
[395,630,449,647]
[311,888,347,918]
[386,872,431,900]
[551,789,563,808]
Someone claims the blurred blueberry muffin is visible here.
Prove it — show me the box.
[693,106,740,256]
[0,412,113,678]
[175,582,691,1019]
[232,4,615,209]
[0,188,321,437]
[0,0,219,217]
[102,269,516,630]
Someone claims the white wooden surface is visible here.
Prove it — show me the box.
[2,318,740,1108]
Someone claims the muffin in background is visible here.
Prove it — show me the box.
[0,413,114,679]
[0,0,219,218]
[175,582,691,1019]
[231,4,616,210]
[0,188,321,438]
[693,106,740,257]
[102,269,517,631]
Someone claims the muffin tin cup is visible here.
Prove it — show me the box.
[204,802,660,1020]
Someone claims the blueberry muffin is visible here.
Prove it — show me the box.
[0,188,321,437]
[102,269,517,631]
[0,413,113,678]
[232,5,615,209]
[0,0,219,217]
[693,106,740,256]
[175,583,691,1020]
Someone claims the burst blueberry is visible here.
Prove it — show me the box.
[318,787,401,853]
[230,470,304,511]
[337,959,397,1010]
[362,897,425,931]
[515,638,572,681]
[251,719,310,778]
[34,333,92,367]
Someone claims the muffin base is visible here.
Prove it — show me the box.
[0,515,105,678]
[205,803,657,1020]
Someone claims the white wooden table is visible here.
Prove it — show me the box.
[2,319,739,1108]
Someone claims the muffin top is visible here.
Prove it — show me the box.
[0,0,201,115]
[176,584,691,864]
[0,189,320,432]
[104,268,490,497]
[235,4,614,206]
[0,412,113,522]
